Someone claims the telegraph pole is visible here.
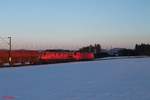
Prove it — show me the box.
[8,37,12,66]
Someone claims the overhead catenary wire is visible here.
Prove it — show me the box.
[0,36,9,45]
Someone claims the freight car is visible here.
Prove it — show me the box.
[10,50,40,65]
[0,50,94,67]
[0,50,9,66]
[0,50,40,66]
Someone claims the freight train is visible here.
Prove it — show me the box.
[0,50,94,66]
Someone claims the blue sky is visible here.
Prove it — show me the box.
[0,0,150,50]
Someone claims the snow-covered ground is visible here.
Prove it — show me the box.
[0,58,150,100]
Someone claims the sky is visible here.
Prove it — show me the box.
[0,0,150,50]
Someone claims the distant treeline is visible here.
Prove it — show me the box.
[79,44,101,53]
[79,44,110,58]
[135,44,150,56]
[119,44,150,56]
[79,43,150,58]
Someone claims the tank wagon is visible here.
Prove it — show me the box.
[0,50,94,66]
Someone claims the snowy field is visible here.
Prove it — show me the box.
[0,58,150,100]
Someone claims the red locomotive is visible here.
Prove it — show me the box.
[0,50,94,66]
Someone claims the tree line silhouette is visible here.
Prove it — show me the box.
[79,44,109,58]
[79,43,150,58]
[119,44,150,56]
